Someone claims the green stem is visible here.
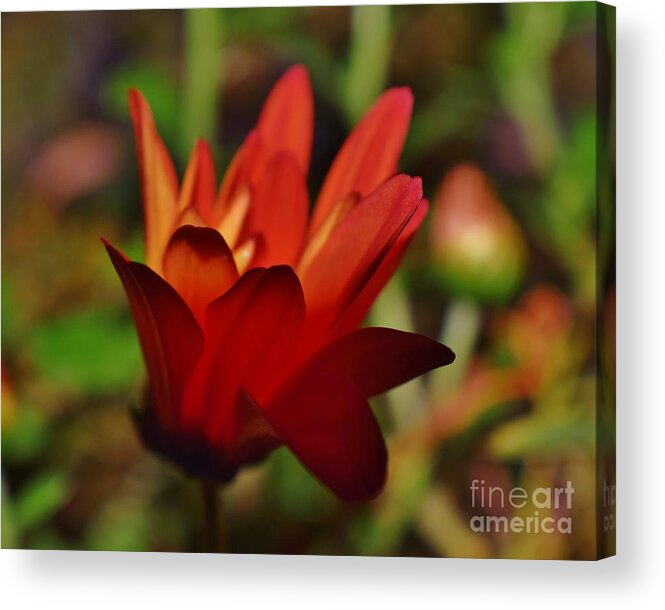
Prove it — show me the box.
[369,273,427,430]
[200,480,223,553]
[181,8,224,161]
[344,5,391,124]
[430,299,482,401]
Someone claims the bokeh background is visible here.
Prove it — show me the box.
[2,3,615,558]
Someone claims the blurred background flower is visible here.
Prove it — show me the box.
[1,4,614,558]
[430,163,527,304]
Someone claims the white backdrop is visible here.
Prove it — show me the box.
[1,0,663,608]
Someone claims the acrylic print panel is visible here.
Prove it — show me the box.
[1,2,615,560]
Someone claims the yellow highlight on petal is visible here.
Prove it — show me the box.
[218,186,250,248]
[298,192,359,275]
[233,237,257,274]
[177,206,206,228]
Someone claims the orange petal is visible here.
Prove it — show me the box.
[298,192,359,275]
[310,88,413,234]
[217,185,251,249]
[300,174,424,344]
[215,66,314,218]
[178,139,217,223]
[103,239,204,429]
[175,205,207,229]
[244,151,309,267]
[256,65,314,174]
[215,130,264,223]
[332,200,428,337]
[233,234,260,274]
[162,226,238,321]
[128,90,179,271]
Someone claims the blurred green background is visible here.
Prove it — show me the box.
[1,3,614,558]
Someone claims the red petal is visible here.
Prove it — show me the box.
[182,266,305,444]
[270,387,386,503]
[179,139,217,223]
[310,88,413,234]
[308,327,455,397]
[264,327,453,501]
[256,65,313,174]
[128,90,179,270]
[215,129,265,221]
[215,66,313,218]
[162,226,238,321]
[300,174,424,343]
[332,200,428,337]
[243,151,309,267]
[226,389,281,465]
[103,239,204,429]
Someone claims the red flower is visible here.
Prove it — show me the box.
[104,66,454,501]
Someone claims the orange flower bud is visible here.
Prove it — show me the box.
[430,164,527,303]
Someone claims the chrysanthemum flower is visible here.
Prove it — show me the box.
[104,65,454,501]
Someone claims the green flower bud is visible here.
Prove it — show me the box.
[430,164,527,303]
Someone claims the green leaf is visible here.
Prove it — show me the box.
[1,277,19,348]
[541,112,597,245]
[1,482,18,548]
[2,406,49,464]
[490,2,566,173]
[488,417,596,459]
[267,449,335,520]
[84,502,150,552]
[29,308,143,395]
[15,472,69,532]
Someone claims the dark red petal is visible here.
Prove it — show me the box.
[310,88,413,234]
[103,239,204,429]
[301,327,455,398]
[243,151,309,267]
[256,65,314,174]
[268,384,386,503]
[162,226,238,321]
[179,139,217,223]
[128,90,179,270]
[300,174,423,342]
[182,266,305,444]
[263,326,454,501]
[226,389,281,465]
